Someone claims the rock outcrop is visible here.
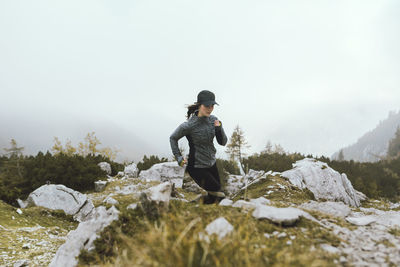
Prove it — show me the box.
[139,182,173,219]
[281,158,366,207]
[17,184,94,222]
[124,163,139,178]
[139,162,184,188]
[97,162,111,175]
[49,205,119,267]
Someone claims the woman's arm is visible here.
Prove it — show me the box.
[169,121,190,165]
[214,119,228,146]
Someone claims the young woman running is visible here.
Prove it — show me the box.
[169,90,228,204]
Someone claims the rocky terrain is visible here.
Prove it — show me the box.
[1,159,400,267]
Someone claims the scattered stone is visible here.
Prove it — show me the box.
[232,200,257,210]
[277,232,287,238]
[103,196,119,205]
[22,243,31,249]
[127,203,138,210]
[13,259,30,267]
[346,216,376,226]
[97,162,112,175]
[281,158,365,207]
[219,198,233,206]
[50,206,119,267]
[124,163,139,178]
[252,205,310,226]
[299,200,351,218]
[249,197,271,206]
[16,208,23,215]
[116,171,125,177]
[37,241,49,246]
[94,180,107,192]
[264,233,271,238]
[205,217,234,239]
[320,244,340,254]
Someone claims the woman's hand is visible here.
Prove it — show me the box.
[214,120,221,127]
[179,158,187,167]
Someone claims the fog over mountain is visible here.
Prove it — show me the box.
[332,110,400,162]
[1,0,400,162]
[0,111,155,163]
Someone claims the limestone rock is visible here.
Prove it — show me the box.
[139,182,173,219]
[13,259,30,267]
[49,206,119,267]
[232,200,258,210]
[17,184,94,222]
[249,197,271,206]
[94,180,107,192]
[224,170,269,196]
[97,162,112,175]
[281,158,363,207]
[127,203,138,210]
[103,196,119,205]
[139,162,184,189]
[124,163,139,178]
[219,198,233,206]
[252,205,310,226]
[205,217,234,239]
[299,200,351,218]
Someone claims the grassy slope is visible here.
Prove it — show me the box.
[76,175,361,267]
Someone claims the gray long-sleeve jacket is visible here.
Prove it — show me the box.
[169,111,228,168]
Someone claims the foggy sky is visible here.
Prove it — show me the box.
[1,0,399,162]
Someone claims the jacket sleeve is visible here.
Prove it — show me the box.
[169,121,190,164]
[215,119,228,146]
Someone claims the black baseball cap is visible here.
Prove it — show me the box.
[197,90,219,106]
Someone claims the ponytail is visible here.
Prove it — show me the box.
[186,102,200,119]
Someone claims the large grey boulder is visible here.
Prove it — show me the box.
[139,162,184,188]
[49,205,119,267]
[281,158,365,207]
[97,162,112,175]
[17,184,94,222]
[124,163,139,178]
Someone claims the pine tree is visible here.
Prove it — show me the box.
[388,127,400,158]
[3,139,24,179]
[338,149,345,161]
[225,125,250,173]
[262,140,273,154]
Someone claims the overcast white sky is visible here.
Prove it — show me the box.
[1,0,399,162]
